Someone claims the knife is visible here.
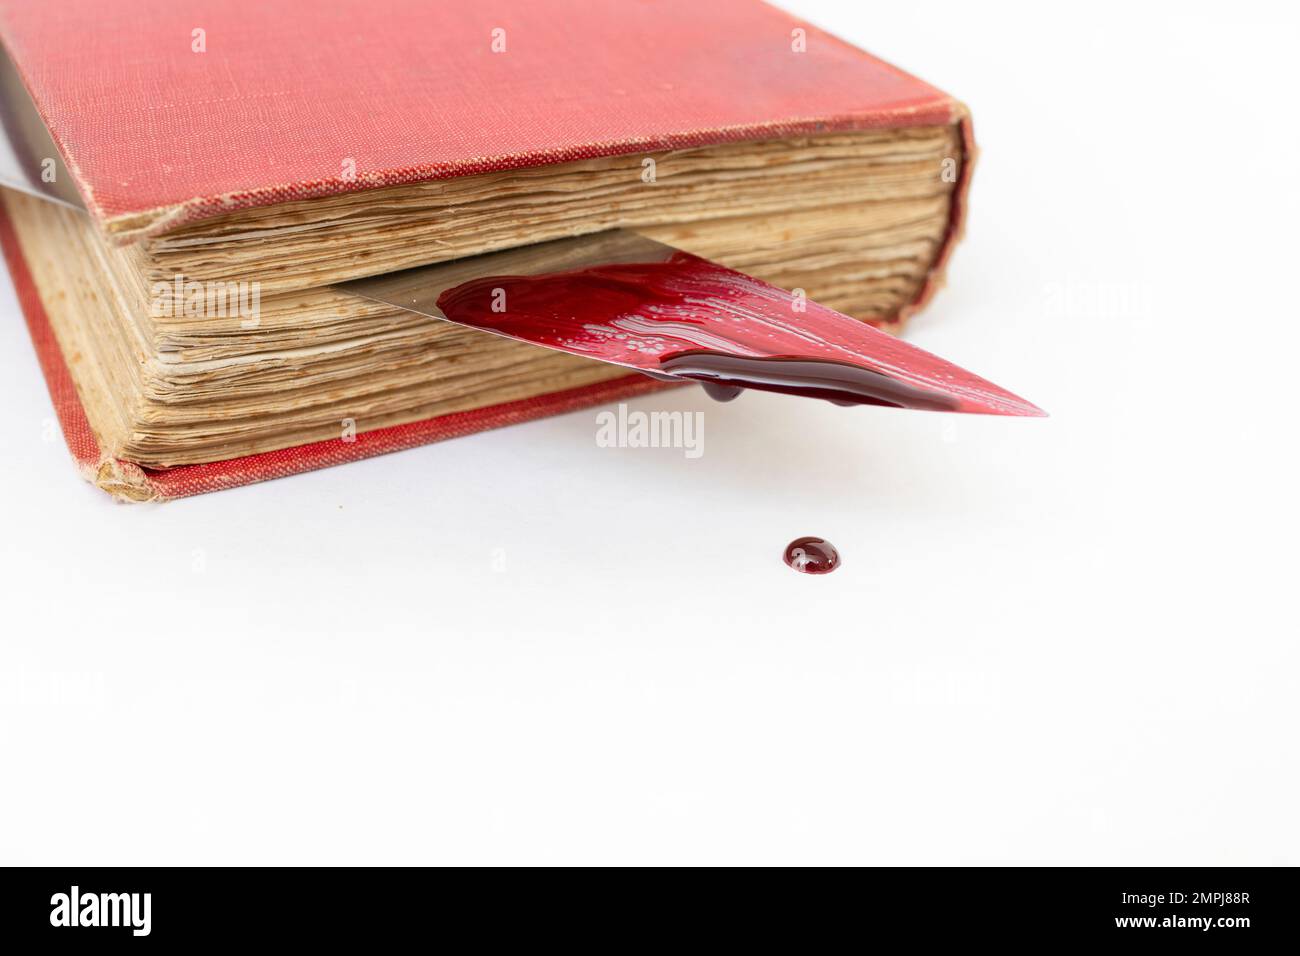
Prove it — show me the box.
[336,231,1044,416]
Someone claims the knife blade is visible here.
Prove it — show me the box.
[0,44,82,210]
[336,230,1045,416]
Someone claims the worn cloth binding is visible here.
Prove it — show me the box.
[0,0,964,239]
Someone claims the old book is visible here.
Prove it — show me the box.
[0,0,973,500]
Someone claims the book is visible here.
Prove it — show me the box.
[0,0,973,500]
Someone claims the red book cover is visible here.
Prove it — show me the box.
[0,0,975,501]
[0,0,969,237]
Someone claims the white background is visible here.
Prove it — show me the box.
[1,1,1296,865]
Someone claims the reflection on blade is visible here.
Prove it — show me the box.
[0,43,82,210]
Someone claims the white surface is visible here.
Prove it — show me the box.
[1,1,1296,866]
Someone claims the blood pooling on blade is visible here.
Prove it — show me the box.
[433,252,1045,417]
[660,351,960,410]
[784,537,840,574]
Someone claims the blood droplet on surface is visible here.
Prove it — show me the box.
[784,537,840,574]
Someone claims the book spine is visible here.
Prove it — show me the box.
[893,103,975,332]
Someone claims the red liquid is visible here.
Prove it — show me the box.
[660,351,959,411]
[784,537,840,574]
[435,253,1044,416]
